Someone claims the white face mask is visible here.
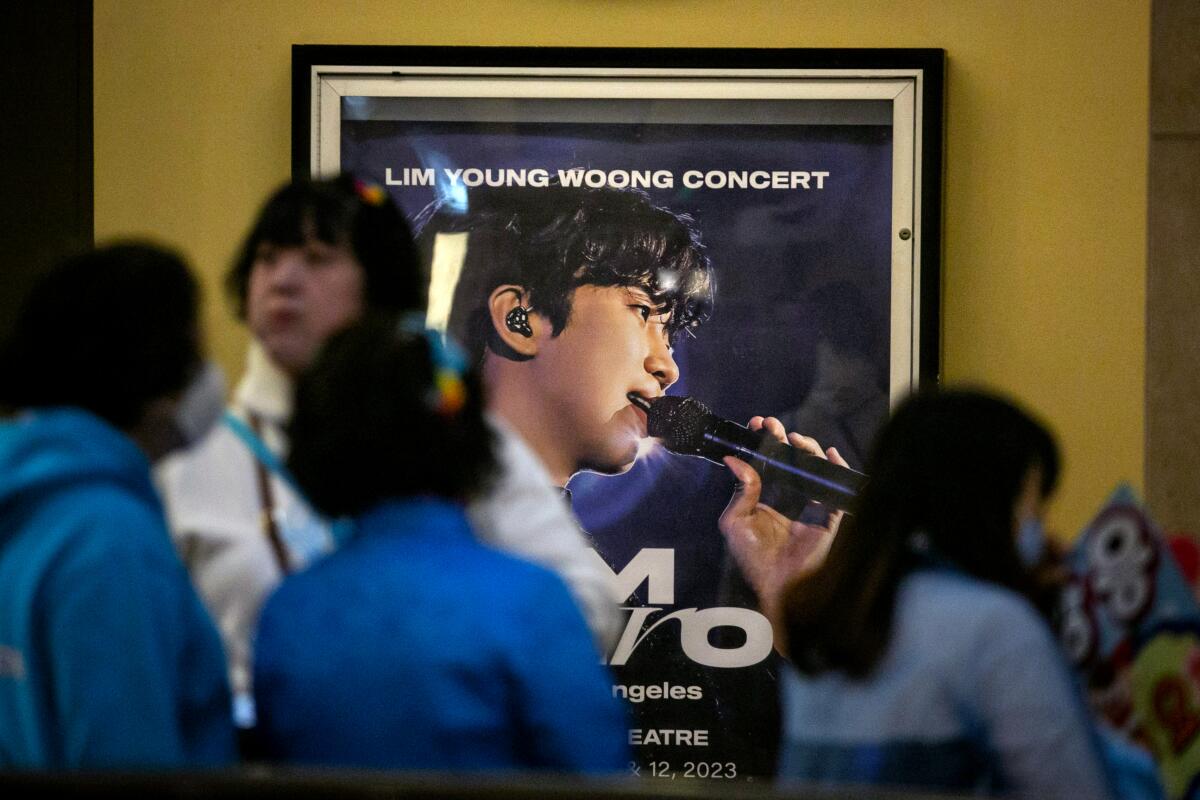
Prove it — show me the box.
[172,361,225,448]
[1016,516,1047,568]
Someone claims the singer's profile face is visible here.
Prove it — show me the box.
[246,238,365,377]
[528,284,679,477]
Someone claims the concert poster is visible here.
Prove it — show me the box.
[333,89,902,780]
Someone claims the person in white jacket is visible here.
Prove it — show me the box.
[157,176,619,732]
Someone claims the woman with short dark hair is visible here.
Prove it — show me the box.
[158,176,419,732]
[158,176,617,739]
[252,316,628,772]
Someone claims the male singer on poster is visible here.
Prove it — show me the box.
[418,183,849,777]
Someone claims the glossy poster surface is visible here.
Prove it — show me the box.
[341,100,894,779]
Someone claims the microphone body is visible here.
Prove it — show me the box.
[635,394,867,512]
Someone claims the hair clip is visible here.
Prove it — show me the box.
[353,179,388,207]
[431,368,467,418]
[395,313,469,418]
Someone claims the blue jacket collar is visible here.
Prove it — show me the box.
[0,408,156,527]
[355,497,473,543]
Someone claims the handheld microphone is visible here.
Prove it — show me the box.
[629,393,867,512]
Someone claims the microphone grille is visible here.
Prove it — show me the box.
[646,395,712,454]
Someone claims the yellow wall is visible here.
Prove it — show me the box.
[94,1,1149,537]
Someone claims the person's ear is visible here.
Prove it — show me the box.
[488,285,541,358]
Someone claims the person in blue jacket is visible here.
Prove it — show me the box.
[0,244,235,769]
[253,314,630,773]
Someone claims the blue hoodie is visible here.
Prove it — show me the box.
[0,408,235,768]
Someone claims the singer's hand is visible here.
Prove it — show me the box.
[718,416,848,633]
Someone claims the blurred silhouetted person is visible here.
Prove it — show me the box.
[0,243,234,768]
[768,389,1119,798]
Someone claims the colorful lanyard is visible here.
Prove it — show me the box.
[224,410,298,573]
[222,410,305,499]
[222,411,354,570]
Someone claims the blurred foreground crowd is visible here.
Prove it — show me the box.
[0,176,1172,798]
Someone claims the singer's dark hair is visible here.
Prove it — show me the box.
[0,242,201,430]
[782,388,1059,678]
[227,174,424,319]
[288,314,496,517]
[414,184,714,363]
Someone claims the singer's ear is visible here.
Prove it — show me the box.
[488,285,541,359]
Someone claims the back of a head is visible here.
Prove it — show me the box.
[784,387,1059,677]
[415,184,714,363]
[0,242,200,431]
[866,388,1058,571]
[227,174,424,318]
[287,315,496,519]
